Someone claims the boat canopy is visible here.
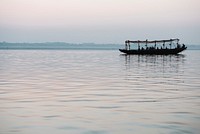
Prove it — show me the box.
[125,39,179,44]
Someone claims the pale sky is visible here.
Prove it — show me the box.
[0,0,200,44]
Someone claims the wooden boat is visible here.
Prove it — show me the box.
[119,39,187,55]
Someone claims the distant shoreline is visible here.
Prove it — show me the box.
[0,42,200,50]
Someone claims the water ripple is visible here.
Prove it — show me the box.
[0,50,199,134]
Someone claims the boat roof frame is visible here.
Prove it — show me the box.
[125,38,179,44]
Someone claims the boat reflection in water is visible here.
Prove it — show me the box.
[121,54,185,76]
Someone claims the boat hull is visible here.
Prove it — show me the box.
[119,47,187,55]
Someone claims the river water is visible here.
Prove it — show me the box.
[0,49,199,134]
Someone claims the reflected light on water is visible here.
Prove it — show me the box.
[0,50,199,134]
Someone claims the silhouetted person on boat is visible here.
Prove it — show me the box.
[177,43,181,48]
[182,44,185,48]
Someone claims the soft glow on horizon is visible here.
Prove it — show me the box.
[0,0,200,43]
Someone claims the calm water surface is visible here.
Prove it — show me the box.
[0,50,199,134]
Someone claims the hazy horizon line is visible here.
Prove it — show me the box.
[0,41,200,46]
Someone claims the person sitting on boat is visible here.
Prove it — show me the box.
[182,44,185,48]
[177,43,181,48]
